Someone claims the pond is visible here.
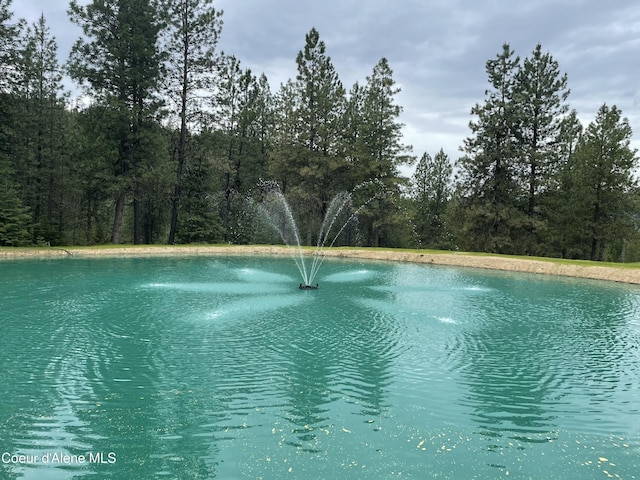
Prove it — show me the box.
[1,256,638,479]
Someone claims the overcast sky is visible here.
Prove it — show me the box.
[11,0,640,172]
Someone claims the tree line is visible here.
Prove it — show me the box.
[0,0,638,261]
[415,44,639,261]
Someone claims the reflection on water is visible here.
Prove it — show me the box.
[0,256,638,479]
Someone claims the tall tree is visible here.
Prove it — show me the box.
[360,58,412,180]
[515,44,570,253]
[561,104,637,260]
[173,128,224,243]
[214,56,269,241]
[292,28,346,244]
[0,0,31,245]
[13,13,69,243]
[544,109,583,255]
[341,81,366,167]
[412,149,452,248]
[268,79,304,193]
[457,44,523,254]
[0,0,22,92]
[253,73,274,172]
[0,159,31,246]
[354,58,414,246]
[295,28,345,157]
[68,0,164,244]
[159,0,222,244]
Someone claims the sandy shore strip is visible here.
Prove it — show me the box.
[2,245,640,285]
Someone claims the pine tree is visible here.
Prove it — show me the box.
[544,109,583,256]
[159,0,222,244]
[214,55,270,241]
[561,104,637,260]
[68,0,164,244]
[295,28,345,157]
[253,73,274,170]
[515,44,570,254]
[341,81,366,168]
[360,58,412,179]
[0,0,22,92]
[174,129,224,243]
[213,53,242,241]
[66,105,116,245]
[268,79,304,193]
[457,44,523,253]
[355,58,414,246]
[292,28,346,244]
[0,0,31,246]
[13,13,69,244]
[0,173,32,246]
[412,149,452,248]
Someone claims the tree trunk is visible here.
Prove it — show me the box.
[168,186,180,244]
[133,192,141,244]
[168,113,188,243]
[112,192,126,244]
[590,186,602,261]
[168,126,187,244]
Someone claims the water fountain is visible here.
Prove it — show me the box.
[255,180,384,288]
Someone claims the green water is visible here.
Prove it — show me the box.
[0,256,638,479]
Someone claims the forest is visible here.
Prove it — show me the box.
[1,0,638,262]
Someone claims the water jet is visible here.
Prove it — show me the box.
[255,179,386,288]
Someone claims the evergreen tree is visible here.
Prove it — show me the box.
[12,13,69,244]
[68,0,164,244]
[174,129,224,243]
[215,54,243,222]
[293,28,346,245]
[295,28,345,157]
[515,44,570,254]
[65,106,115,245]
[412,149,452,248]
[341,81,366,167]
[355,58,414,246]
[0,169,32,246]
[133,120,173,243]
[159,0,223,244]
[0,0,31,245]
[360,58,412,180]
[253,73,274,172]
[544,109,583,255]
[0,0,22,92]
[457,44,523,253]
[256,29,348,245]
[268,79,304,193]
[214,56,270,242]
[560,104,637,260]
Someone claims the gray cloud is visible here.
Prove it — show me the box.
[13,0,640,172]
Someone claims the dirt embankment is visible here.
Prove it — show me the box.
[2,245,640,285]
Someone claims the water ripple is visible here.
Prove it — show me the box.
[1,258,639,479]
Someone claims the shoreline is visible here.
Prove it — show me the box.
[2,245,640,285]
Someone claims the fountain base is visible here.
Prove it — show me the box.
[299,284,319,290]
